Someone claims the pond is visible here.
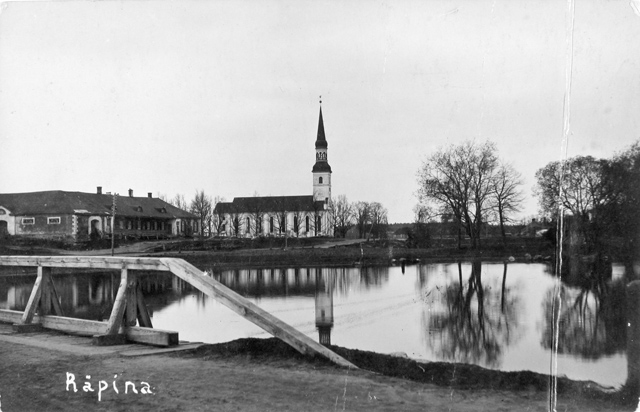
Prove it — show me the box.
[0,261,627,387]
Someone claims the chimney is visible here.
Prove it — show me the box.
[97,186,102,195]
[128,189,133,198]
[148,192,152,198]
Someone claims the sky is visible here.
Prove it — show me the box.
[1,0,639,223]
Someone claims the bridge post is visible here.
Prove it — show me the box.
[12,267,65,333]
[94,268,129,345]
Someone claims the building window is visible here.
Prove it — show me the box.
[127,220,132,230]
[269,217,274,233]
[0,209,5,215]
[47,217,61,225]
[319,177,323,184]
[22,217,35,225]
[316,216,322,233]
[305,216,310,232]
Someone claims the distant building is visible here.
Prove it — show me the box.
[214,103,333,238]
[0,188,199,242]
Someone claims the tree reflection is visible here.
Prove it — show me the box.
[540,278,626,359]
[425,260,519,368]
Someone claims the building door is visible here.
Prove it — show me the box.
[90,219,100,240]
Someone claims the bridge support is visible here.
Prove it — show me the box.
[0,256,355,368]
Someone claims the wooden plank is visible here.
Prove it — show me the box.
[40,267,51,316]
[125,326,178,347]
[48,276,64,316]
[20,268,44,324]
[0,309,23,323]
[161,258,356,368]
[136,284,153,328]
[125,272,138,327]
[0,256,171,271]
[105,268,128,335]
[41,315,109,335]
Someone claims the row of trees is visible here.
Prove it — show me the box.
[160,191,389,239]
[329,196,388,238]
[533,141,640,267]
[415,138,639,261]
[415,140,524,249]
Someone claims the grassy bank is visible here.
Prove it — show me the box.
[178,337,635,408]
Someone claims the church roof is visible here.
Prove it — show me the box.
[214,195,325,214]
[0,190,196,219]
[315,106,327,149]
[312,162,333,173]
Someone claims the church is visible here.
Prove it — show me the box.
[214,103,333,238]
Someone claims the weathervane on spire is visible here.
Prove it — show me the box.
[319,95,322,105]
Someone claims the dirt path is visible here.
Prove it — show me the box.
[0,329,631,412]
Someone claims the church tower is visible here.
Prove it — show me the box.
[312,100,332,204]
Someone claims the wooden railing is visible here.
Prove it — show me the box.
[0,256,356,369]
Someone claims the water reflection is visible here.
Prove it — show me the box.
[0,270,186,321]
[0,263,628,386]
[423,261,520,368]
[540,278,626,359]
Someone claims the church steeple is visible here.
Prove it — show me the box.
[312,98,332,203]
[316,106,327,149]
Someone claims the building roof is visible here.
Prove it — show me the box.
[214,195,325,214]
[0,191,196,219]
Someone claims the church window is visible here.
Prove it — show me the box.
[319,177,323,184]
[317,216,322,233]
[269,217,274,233]
[22,217,35,225]
[305,216,310,232]
[246,217,251,233]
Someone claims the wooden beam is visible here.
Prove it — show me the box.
[161,258,356,368]
[0,309,23,324]
[125,326,178,347]
[48,276,64,316]
[40,267,51,316]
[125,272,138,327]
[105,268,128,335]
[0,310,177,347]
[20,268,44,324]
[136,284,153,328]
[0,256,171,271]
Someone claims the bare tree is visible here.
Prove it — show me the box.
[211,196,226,236]
[271,197,288,236]
[491,162,524,241]
[169,194,188,211]
[368,202,388,238]
[247,197,265,237]
[417,140,499,249]
[328,195,354,238]
[290,209,304,237]
[534,156,610,219]
[189,190,212,237]
[353,201,371,239]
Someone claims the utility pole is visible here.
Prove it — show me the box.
[111,193,118,256]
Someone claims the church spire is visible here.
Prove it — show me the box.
[312,97,332,203]
[316,98,327,149]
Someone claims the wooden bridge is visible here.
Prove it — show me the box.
[0,256,356,369]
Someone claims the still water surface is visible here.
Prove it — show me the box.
[0,262,626,387]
